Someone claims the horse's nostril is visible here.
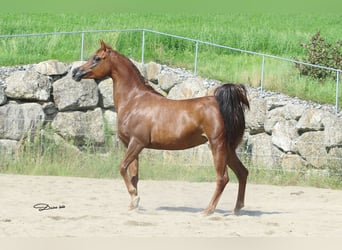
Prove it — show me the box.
[72,68,79,77]
[71,68,84,81]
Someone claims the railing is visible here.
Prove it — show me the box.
[1,28,341,113]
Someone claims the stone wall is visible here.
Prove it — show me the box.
[0,59,341,173]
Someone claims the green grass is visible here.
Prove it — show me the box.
[246,167,341,189]
[1,129,341,189]
[0,13,341,107]
[1,13,341,57]
[2,148,341,189]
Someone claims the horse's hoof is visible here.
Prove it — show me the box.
[129,196,140,210]
[234,203,244,215]
[201,208,214,216]
[233,209,240,215]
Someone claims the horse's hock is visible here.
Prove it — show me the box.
[0,59,341,172]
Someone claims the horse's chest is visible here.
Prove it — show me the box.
[117,114,149,143]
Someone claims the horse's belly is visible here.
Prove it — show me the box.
[148,132,208,150]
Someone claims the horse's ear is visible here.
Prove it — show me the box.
[100,40,106,50]
[100,40,113,52]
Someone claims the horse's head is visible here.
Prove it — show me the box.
[72,40,113,82]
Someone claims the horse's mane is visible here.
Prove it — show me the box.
[130,60,163,96]
[112,49,163,96]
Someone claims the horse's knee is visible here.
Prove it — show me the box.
[223,170,229,184]
[217,173,229,188]
[128,187,137,196]
[120,166,127,177]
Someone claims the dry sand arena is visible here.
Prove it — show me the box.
[0,174,341,237]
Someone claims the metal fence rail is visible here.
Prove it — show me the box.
[1,28,341,112]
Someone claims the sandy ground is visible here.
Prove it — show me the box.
[0,174,342,237]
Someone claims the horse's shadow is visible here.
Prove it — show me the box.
[236,210,284,217]
[156,206,284,217]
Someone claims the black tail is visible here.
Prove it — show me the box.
[214,83,250,149]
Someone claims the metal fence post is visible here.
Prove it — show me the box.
[141,30,145,64]
[260,55,265,94]
[194,40,199,75]
[336,71,340,114]
[81,32,85,61]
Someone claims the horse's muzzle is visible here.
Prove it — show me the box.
[72,67,86,82]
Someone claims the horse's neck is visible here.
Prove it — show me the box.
[111,58,147,111]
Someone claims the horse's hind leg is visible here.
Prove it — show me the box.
[203,144,229,215]
[227,149,248,215]
[120,139,143,210]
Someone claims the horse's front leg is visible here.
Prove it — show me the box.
[128,158,140,209]
[120,139,143,210]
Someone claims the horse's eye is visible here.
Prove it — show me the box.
[94,56,101,63]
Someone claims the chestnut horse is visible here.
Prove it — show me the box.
[72,40,250,215]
